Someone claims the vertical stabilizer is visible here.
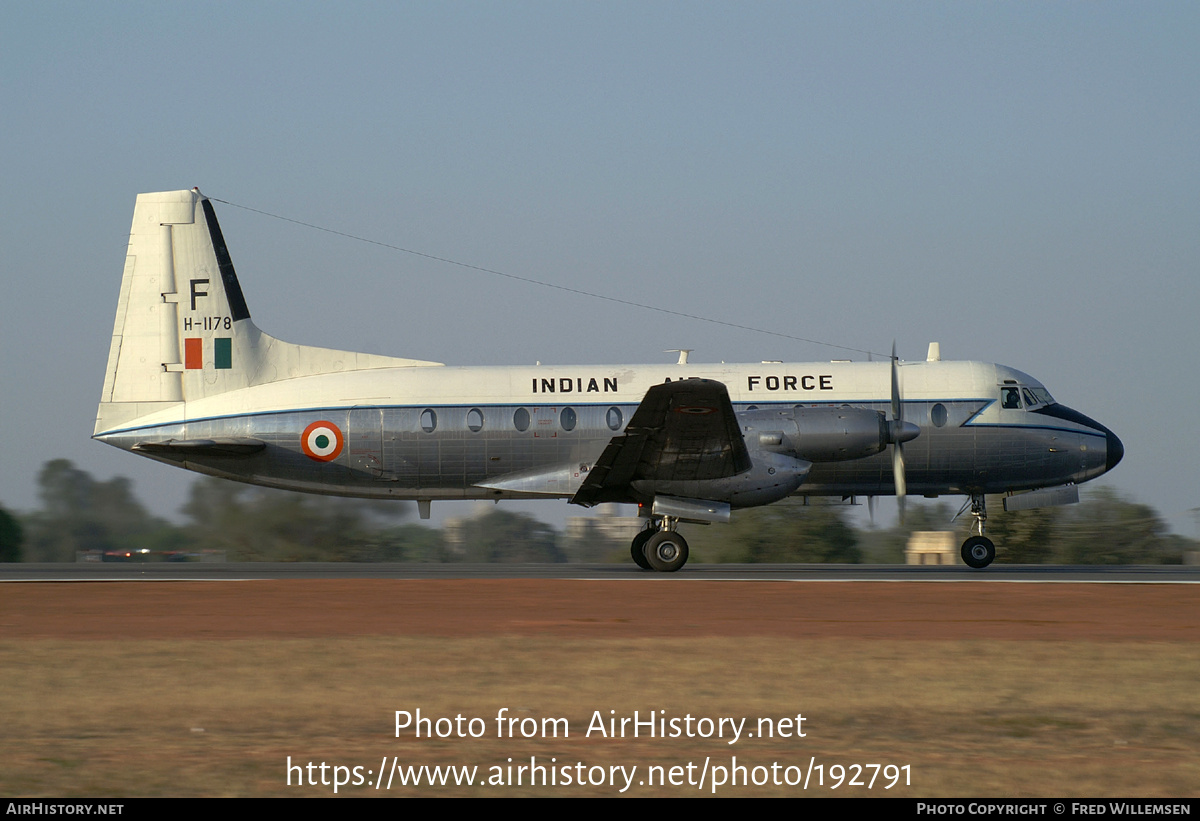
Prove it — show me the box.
[96,189,442,436]
[96,188,261,432]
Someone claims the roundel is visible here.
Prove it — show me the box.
[301,420,344,462]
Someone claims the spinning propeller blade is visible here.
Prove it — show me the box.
[891,342,908,523]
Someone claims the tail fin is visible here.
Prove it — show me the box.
[95,188,440,435]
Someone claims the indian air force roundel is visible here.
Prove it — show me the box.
[301,420,344,462]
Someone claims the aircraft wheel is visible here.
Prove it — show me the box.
[630,530,654,570]
[644,531,689,573]
[961,536,996,569]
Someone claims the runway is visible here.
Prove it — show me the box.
[3,561,1198,582]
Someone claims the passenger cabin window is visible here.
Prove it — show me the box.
[606,406,623,431]
[930,402,948,428]
[513,407,530,432]
[420,408,438,433]
[1001,388,1021,410]
[467,408,484,433]
[560,407,577,432]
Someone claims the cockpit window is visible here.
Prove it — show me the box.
[1001,387,1022,409]
[1030,387,1054,405]
[1023,388,1038,407]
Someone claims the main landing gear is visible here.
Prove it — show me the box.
[630,518,689,572]
[958,492,995,569]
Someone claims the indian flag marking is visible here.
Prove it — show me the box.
[214,337,232,370]
[184,338,203,369]
[301,420,344,462]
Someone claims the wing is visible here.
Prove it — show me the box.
[571,378,751,506]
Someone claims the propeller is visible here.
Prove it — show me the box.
[867,343,919,526]
[888,341,920,524]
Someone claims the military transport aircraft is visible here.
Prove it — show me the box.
[94,189,1123,571]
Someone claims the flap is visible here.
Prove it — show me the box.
[572,379,751,506]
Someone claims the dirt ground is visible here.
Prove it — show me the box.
[5,580,1199,797]
[4,580,1196,641]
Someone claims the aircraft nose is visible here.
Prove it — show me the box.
[1106,429,1124,472]
[1030,403,1123,476]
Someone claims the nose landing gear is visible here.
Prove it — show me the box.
[957,493,996,568]
[961,535,996,568]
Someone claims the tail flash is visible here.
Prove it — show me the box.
[96,189,440,436]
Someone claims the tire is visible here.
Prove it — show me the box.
[630,529,654,570]
[961,536,996,569]
[644,531,689,573]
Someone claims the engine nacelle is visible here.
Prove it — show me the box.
[741,406,905,462]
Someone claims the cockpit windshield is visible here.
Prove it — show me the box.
[1000,385,1055,409]
[1029,387,1054,405]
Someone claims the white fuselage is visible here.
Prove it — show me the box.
[96,357,1118,503]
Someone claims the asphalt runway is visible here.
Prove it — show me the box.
[3,562,1198,582]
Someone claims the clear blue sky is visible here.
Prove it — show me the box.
[3,2,1197,535]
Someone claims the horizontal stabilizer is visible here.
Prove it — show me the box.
[133,438,266,457]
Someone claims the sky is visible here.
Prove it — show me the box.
[3,2,1197,537]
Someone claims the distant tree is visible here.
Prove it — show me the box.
[691,499,860,563]
[27,459,101,560]
[182,477,411,561]
[0,506,23,562]
[451,509,563,563]
[987,500,1056,564]
[1053,486,1184,565]
[368,523,447,562]
[23,459,178,561]
[899,501,966,535]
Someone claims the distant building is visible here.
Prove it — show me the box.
[565,504,643,562]
[905,531,957,565]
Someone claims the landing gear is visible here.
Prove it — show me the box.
[957,492,996,568]
[961,536,996,569]
[644,530,689,573]
[628,517,690,572]
[630,528,654,570]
